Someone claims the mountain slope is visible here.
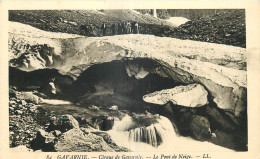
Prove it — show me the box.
[9,10,173,36]
[9,9,245,48]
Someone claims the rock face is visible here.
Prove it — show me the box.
[170,107,213,141]
[8,21,247,116]
[54,128,114,152]
[162,101,247,151]
[143,83,208,107]
[211,129,247,151]
[189,115,212,141]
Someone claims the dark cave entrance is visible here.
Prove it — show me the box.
[70,59,186,112]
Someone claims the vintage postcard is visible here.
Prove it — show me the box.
[0,1,260,159]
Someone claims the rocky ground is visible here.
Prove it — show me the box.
[9,82,247,151]
[140,10,245,48]
[9,10,245,47]
[170,10,245,47]
[9,87,44,148]
[9,87,129,152]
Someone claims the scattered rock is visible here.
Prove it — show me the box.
[109,105,118,111]
[9,101,17,105]
[9,107,15,112]
[143,83,208,107]
[29,105,38,113]
[21,100,27,106]
[15,110,23,115]
[88,105,100,111]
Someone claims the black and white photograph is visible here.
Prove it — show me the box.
[1,2,260,158]
[7,9,248,152]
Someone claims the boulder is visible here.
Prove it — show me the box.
[21,100,27,106]
[169,106,212,141]
[109,105,118,111]
[29,105,38,113]
[9,100,17,105]
[90,131,129,152]
[15,110,23,115]
[75,117,88,125]
[31,129,56,151]
[54,128,114,152]
[189,115,212,141]
[47,114,79,132]
[92,116,114,131]
[51,130,62,137]
[16,91,42,104]
[143,83,208,107]
[88,105,100,111]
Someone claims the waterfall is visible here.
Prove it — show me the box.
[127,115,176,147]
[153,9,157,18]
[128,124,160,147]
[108,115,234,152]
[108,115,177,151]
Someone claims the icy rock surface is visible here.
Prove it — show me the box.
[143,83,208,107]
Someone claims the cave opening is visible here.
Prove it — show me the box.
[9,58,248,151]
[70,58,188,113]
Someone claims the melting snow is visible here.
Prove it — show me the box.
[166,17,190,27]
[9,21,82,39]
[130,9,141,15]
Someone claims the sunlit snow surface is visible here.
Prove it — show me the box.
[165,17,190,27]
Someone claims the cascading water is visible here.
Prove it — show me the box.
[127,115,174,147]
[128,124,161,147]
[108,115,177,151]
[108,115,234,152]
